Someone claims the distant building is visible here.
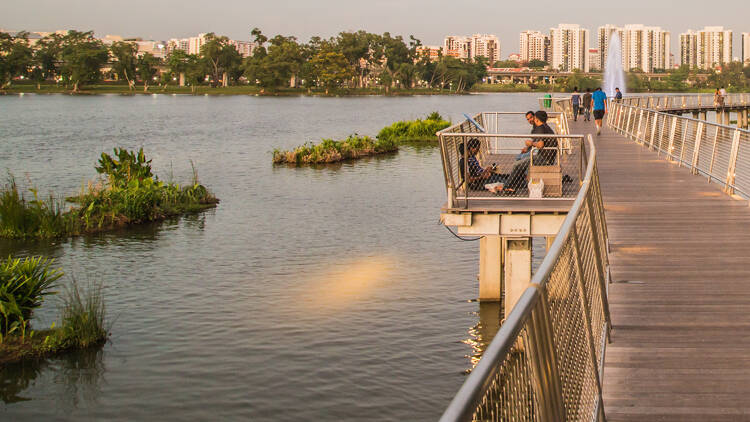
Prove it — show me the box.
[470,34,500,63]
[550,24,589,72]
[444,34,500,62]
[743,33,750,65]
[588,49,601,71]
[680,26,732,69]
[519,30,549,63]
[444,35,470,59]
[167,38,190,55]
[416,45,442,62]
[229,40,255,58]
[508,53,521,62]
[597,25,622,71]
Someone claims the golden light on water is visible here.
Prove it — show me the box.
[302,254,399,311]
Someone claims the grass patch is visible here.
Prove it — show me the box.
[376,112,451,143]
[0,276,108,368]
[0,148,219,239]
[273,135,397,165]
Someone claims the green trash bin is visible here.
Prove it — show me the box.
[544,93,552,108]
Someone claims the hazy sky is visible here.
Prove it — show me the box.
[2,0,748,58]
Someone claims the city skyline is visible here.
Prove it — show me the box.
[2,0,749,60]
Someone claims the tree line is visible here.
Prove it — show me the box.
[0,29,488,93]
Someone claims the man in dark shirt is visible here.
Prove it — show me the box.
[506,111,557,189]
[582,89,593,121]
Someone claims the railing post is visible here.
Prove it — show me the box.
[726,129,742,193]
[526,286,567,422]
[571,226,607,422]
[586,192,613,341]
[625,107,633,138]
[635,109,646,144]
[658,113,669,156]
[692,121,704,175]
[649,111,658,150]
[667,116,678,160]
[678,120,688,167]
[708,126,720,183]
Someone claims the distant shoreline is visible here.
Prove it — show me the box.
[1,83,745,96]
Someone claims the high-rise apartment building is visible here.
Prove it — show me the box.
[167,38,190,55]
[416,45,442,62]
[188,33,208,55]
[597,24,622,70]
[444,34,500,62]
[519,30,549,62]
[598,25,670,73]
[743,33,750,65]
[680,26,732,69]
[588,49,601,71]
[470,34,501,63]
[444,36,470,59]
[550,24,589,72]
[622,25,670,72]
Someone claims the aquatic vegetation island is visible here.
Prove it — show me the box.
[0,256,108,367]
[0,148,219,239]
[272,113,450,165]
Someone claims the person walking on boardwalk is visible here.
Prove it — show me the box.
[582,88,593,121]
[592,87,607,135]
[571,87,581,122]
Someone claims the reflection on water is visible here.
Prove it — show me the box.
[463,302,503,371]
[302,254,399,312]
[1,347,105,408]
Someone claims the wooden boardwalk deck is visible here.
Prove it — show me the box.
[568,118,750,421]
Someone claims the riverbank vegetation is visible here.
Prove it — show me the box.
[0,148,218,239]
[0,257,108,368]
[273,112,450,165]
[1,29,487,95]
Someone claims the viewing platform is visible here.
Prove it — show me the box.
[439,95,750,421]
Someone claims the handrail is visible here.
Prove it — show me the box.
[607,98,750,197]
[440,132,611,422]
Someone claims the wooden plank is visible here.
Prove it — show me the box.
[568,119,750,420]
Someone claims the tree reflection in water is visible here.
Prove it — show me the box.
[0,346,105,408]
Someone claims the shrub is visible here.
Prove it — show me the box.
[272,135,397,165]
[0,177,73,238]
[0,256,63,339]
[376,112,451,142]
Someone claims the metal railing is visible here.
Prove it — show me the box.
[440,133,611,422]
[438,112,583,207]
[608,100,750,197]
[618,93,750,110]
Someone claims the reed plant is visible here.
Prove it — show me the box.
[0,177,74,238]
[57,279,107,349]
[376,112,451,143]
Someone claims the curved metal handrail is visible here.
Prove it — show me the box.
[440,133,610,422]
[607,97,750,198]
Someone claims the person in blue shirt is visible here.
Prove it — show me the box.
[615,87,623,101]
[592,87,607,135]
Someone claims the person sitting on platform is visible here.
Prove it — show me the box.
[505,111,557,191]
[459,138,506,192]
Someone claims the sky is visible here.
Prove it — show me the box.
[2,0,749,59]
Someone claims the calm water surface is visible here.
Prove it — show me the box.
[0,93,546,421]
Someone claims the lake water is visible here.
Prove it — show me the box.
[0,93,546,421]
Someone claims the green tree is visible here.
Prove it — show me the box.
[137,52,160,92]
[200,33,242,87]
[33,33,64,84]
[110,41,138,90]
[0,32,33,88]
[59,31,109,92]
[493,60,520,68]
[336,31,373,87]
[310,50,353,94]
[245,34,305,89]
[527,59,548,69]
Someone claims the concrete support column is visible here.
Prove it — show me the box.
[503,238,532,318]
[692,112,699,119]
[725,111,732,126]
[179,72,185,87]
[701,111,707,120]
[741,110,749,129]
[479,235,503,302]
